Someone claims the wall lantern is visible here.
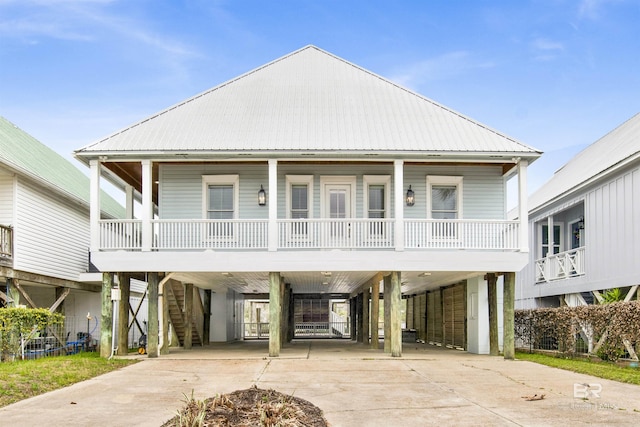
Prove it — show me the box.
[578,216,584,230]
[258,185,267,206]
[405,185,415,206]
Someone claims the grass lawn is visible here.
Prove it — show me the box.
[516,351,640,386]
[0,352,137,407]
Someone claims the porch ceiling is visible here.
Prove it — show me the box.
[168,270,481,296]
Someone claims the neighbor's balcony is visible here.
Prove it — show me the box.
[0,224,12,262]
[535,247,586,283]
[98,218,520,252]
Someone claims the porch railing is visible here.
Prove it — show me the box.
[0,224,12,259]
[404,219,519,250]
[277,218,394,249]
[535,247,586,283]
[97,218,520,251]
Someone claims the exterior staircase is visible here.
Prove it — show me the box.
[165,280,204,347]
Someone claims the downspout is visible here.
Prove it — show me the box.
[108,286,121,359]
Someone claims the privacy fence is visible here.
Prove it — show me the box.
[515,301,640,362]
[0,308,96,362]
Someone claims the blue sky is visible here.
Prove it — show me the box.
[1,0,639,206]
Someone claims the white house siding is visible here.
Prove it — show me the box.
[0,169,14,224]
[13,178,89,281]
[159,163,505,220]
[517,163,640,307]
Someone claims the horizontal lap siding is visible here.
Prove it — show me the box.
[0,172,14,224]
[160,163,504,220]
[404,165,504,219]
[160,164,268,219]
[13,179,89,281]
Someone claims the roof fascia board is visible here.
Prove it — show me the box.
[530,151,640,216]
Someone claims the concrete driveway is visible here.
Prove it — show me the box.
[1,340,639,426]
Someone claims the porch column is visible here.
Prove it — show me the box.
[160,278,170,355]
[268,160,278,252]
[487,273,499,356]
[362,287,370,345]
[280,278,287,346]
[141,160,153,252]
[147,272,159,358]
[390,271,402,357]
[202,290,211,346]
[393,160,405,251]
[546,216,554,258]
[356,293,363,342]
[370,280,380,349]
[383,275,391,353]
[269,272,281,357]
[117,273,131,356]
[518,160,529,252]
[100,272,114,358]
[503,272,515,360]
[125,184,135,219]
[184,283,193,350]
[89,160,101,252]
[350,297,357,341]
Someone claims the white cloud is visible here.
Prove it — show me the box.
[578,0,621,20]
[388,51,495,90]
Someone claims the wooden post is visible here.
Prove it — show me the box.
[183,283,193,350]
[503,272,515,360]
[406,296,414,330]
[202,289,211,346]
[282,283,291,345]
[54,287,66,315]
[269,272,281,357]
[487,273,499,356]
[160,280,170,355]
[356,293,363,343]
[384,275,391,353]
[362,287,370,345]
[117,273,130,356]
[350,297,357,341]
[147,272,159,358]
[390,271,402,357]
[288,289,294,342]
[100,272,114,358]
[370,280,380,349]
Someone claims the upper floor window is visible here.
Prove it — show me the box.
[363,175,390,238]
[202,175,239,237]
[286,175,314,219]
[427,176,463,219]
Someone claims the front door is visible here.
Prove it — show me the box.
[324,183,352,246]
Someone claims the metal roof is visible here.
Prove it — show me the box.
[75,45,540,159]
[529,112,640,213]
[0,116,125,219]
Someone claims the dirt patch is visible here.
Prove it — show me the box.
[163,385,328,426]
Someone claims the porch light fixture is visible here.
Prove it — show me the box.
[406,185,415,206]
[578,216,584,229]
[258,185,266,206]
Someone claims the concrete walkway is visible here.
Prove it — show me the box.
[1,340,639,426]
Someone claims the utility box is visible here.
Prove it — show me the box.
[402,329,417,343]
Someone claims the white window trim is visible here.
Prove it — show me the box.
[363,175,391,218]
[426,175,463,219]
[363,175,391,242]
[202,175,240,219]
[285,175,314,219]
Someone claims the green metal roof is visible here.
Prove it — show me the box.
[0,116,124,219]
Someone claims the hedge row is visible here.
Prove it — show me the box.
[515,300,640,361]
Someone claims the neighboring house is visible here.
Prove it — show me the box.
[516,113,640,308]
[0,116,143,353]
[74,46,541,358]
